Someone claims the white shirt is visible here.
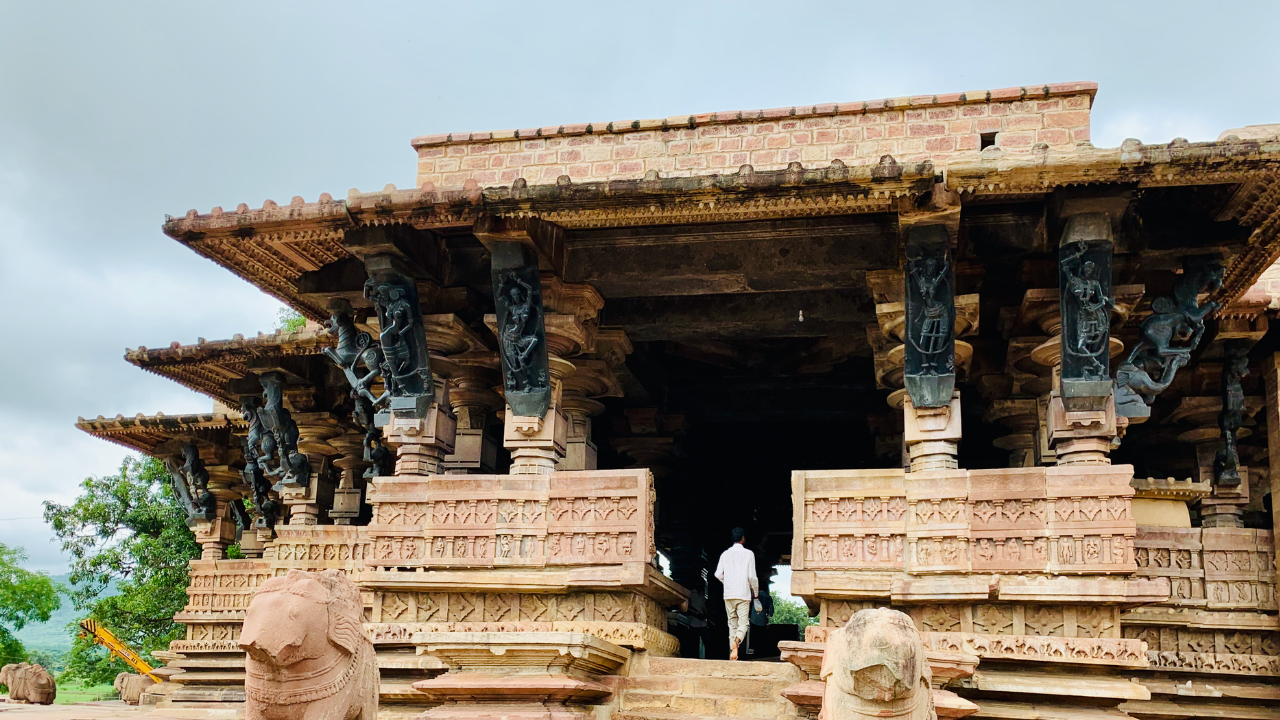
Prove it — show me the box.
[714,543,759,601]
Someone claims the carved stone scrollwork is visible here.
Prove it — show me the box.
[491,241,552,419]
[903,224,955,409]
[1115,257,1225,419]
[1059,213,1114,412]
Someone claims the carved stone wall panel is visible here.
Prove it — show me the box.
[272,525,371,576]
[364,469,655,570]
[182,559,275,619]
[1134,526,1276,611]
[793,466,1136,575]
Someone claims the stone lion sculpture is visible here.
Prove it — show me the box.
[239,569,377,720]
[114,672,156,705]
[820,608,934,720]
[1,662,56,704]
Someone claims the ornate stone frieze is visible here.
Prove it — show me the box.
[179,559,276,620]
[370,591,666,630]
[271,526,372,576]
[791,466,1136,576]
[364,469,655,570]
[804,626,1147,667]
[821,601,1123,640]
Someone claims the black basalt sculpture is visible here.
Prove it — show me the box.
[257,372,311,491]
[179,442,217,524]
[1114,258,1225,419]
[1214,340,1250,487]
[322,298,395,479]
[363,256,434,417]
[1059,213,1114,411]
[903,224,955,409]
[238,393,280,529]
[490,241,551,418]
[162,455,198,518]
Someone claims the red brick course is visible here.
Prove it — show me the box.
[414,82,1097,189]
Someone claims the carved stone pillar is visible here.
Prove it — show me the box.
[286,412,342,525]
[442,359,503,474]
[384,382,457,476]
[501,355,573,474]
[327,432,368,524]
[903,390,961,472]
[195,463,241,560]
[1263,353,1280,591]
[559,359,620,471]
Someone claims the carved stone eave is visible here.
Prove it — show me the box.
[76,412,247,456]
[125,328,332,406]
[1131,476,1212,501]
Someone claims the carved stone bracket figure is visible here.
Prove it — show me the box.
[237,393,281,530]
[363,255,434,417]
[239,569,378,720]
[903,224,955,409]
[178,442,217,524]
[161,455,198,518]
[1059,212,1114,412]
[491,241,552,419]
[1115,258,1225,419]
[1215,339,1250,486]
[820,608,935,720]
[258,372,312,491]
[320,298,395,486]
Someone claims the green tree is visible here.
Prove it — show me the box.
[43,456,200,683]
[276,306,307,333]
[0,544,61,667]
[769,591,816,627]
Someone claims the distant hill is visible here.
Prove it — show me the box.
[13,573,119,652]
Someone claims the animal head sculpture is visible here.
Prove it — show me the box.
[820,608,935,720]
[240,569,365,668]
[239,569,377,720]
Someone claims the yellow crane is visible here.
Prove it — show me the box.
[77,619,161,682]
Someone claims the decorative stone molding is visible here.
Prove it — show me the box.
[1133,527,1277,611]
[1130,476,1211,501]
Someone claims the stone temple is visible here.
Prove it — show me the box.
[78,81,1280,719]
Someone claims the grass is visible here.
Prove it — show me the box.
[53,680,118,705]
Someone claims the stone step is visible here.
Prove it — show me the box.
[618,690,793,719]
[620,676,794,700]
[617,713,789,720]
[646,657,798,681]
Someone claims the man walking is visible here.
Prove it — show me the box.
[714,527,758,660]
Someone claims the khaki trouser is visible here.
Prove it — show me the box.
[724,598,750,646]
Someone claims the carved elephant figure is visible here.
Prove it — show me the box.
[1,663,55,705]
[820,608,935,720]
[114,672,156,705]
[239,569,377,720]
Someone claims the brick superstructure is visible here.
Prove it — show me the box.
[413,82,1096,189]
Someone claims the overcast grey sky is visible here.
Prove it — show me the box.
[2,0,1278,573]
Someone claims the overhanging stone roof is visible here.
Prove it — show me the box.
[163,136,1280,322]
[76,412,246,455]
[125,329,331,406]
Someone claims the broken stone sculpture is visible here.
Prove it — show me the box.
[114,672,156,705]
[239,569,378,720]
[1114,258,1224,418]
[0,663,56,704]
[820,608,935,720]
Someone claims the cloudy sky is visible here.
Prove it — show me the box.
[2,1,1278,573]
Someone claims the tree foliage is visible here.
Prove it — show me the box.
[0,544,61,667]
[43,456,200,683]
[768,591,816,627]
[276,306,307,333]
